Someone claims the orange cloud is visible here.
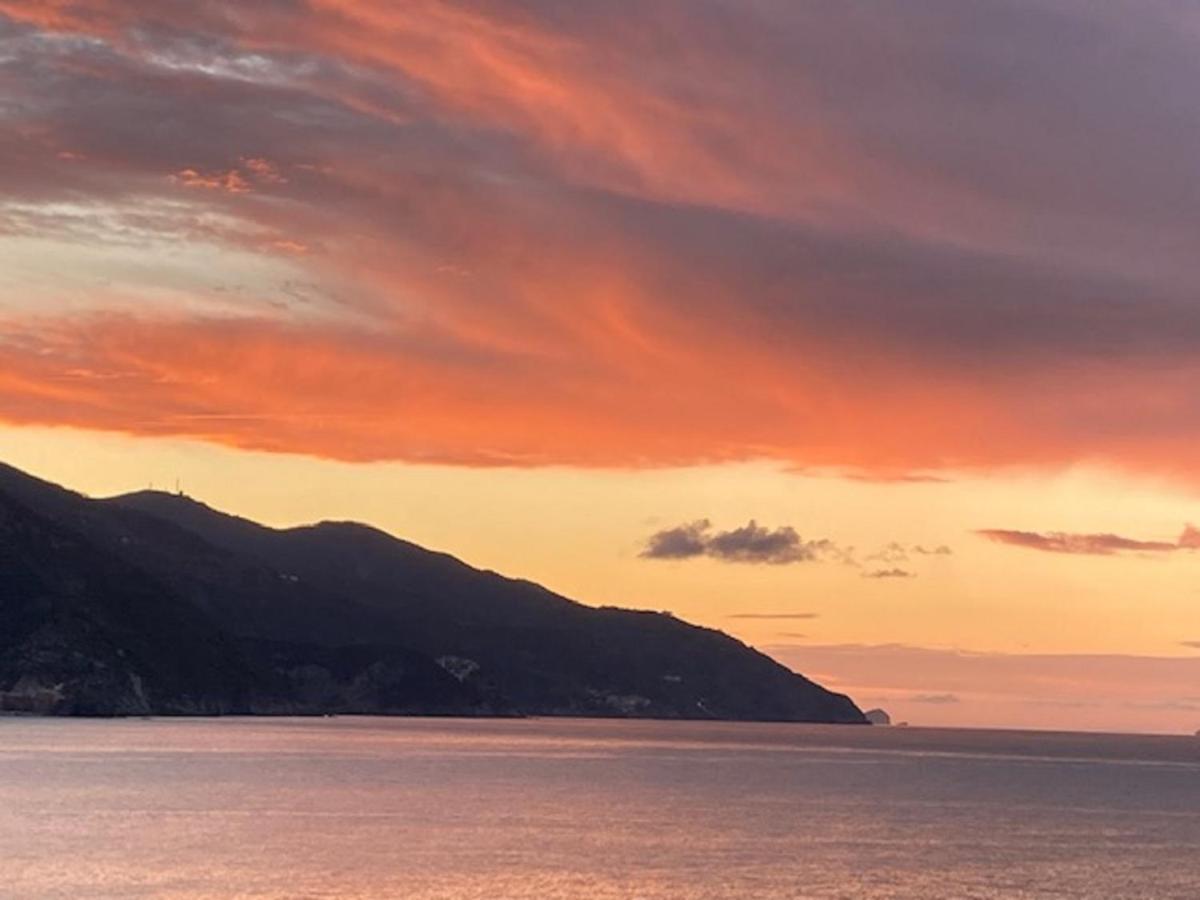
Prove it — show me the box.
[171,167,251,193]
[169,157,289,194]
[1,308,1199,479]
[5,2,1200,479]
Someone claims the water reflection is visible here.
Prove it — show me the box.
[2,717,1199,898]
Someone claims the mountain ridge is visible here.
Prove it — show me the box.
[0,462,865,723]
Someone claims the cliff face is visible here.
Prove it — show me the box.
[0,462,865,723]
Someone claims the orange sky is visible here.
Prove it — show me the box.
[3,1,1200,732]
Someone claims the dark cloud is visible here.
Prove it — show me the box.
[1181,642,1200,650]
[638,519,710,560]
[978,525,1200,556]
[643,521,948,574]
[641,519,840,565]
[706,521,832,564]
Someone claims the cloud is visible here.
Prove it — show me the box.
[977,525,1200,556]
[866,542,952,564]
[726,613,820,621]
[862,568,915,579]
[641,519,840,564]
[642,520,948,573]
[170,167,252,194]
[866,542,909,565]
[840,473,953,484]
[707,521,833,564]
[639,520,710,560]
[1181,641,1200,650]
[6,3,1200,477]
[169,158,285,194]
[908,693,960,704]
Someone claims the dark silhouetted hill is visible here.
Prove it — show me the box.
[0,462,864,723]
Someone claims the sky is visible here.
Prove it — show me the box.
[2,1,1200,734]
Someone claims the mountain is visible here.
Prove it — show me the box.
[0,462,865,723]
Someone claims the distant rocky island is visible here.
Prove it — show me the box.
[0,462,865,723]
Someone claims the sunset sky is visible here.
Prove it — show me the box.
[3,1,1200,733]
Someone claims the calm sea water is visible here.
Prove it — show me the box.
[2,717,1199,899]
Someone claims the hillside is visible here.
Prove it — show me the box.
[0,462,865,723]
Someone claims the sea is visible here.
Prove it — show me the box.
[2,716,1199,899]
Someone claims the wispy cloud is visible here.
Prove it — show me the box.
[865,542,950,565]
[862,568,915,579]
[726,612,820,621]
[977,525,1200,556]
[840,473,953,484]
